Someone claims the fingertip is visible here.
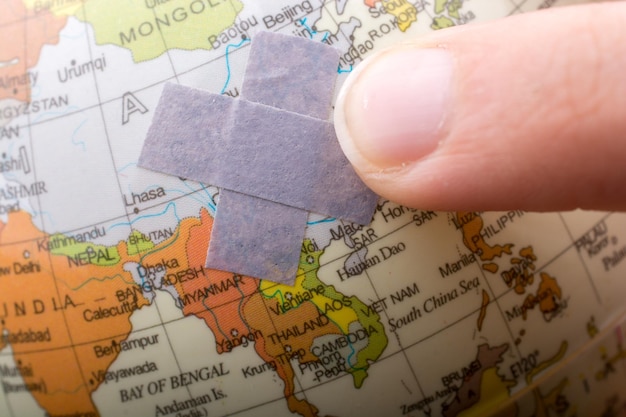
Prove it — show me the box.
[334,45,452,168]
[335,4,626,212]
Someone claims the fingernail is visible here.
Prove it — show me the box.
[335,47,453,167]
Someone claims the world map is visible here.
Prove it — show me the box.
[1,1,626,416]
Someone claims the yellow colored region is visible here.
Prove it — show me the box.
[382,0,417,32]
[259,275,359,334]
[36,0,244,62]
[306,295,359,334]
[456,368,517,417]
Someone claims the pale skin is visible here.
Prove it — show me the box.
[334,2,626,212]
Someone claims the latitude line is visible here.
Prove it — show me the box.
[535,212,613,274]
[0,186,211,247]
[557,213,602,304]
[0,207,615,323]
[1,214,429,358]
[0,252,563,362]
[0,203,615,310]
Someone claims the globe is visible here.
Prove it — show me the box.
[1,1,625,417]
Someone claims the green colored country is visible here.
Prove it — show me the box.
[434,0,463,19]
[447,0,463,18]
[434,0,447,14]
[300,241,388,388]
[126,230,154,256]
[74,0,244,62]
[48,234,121,267]
[431,16,455,30]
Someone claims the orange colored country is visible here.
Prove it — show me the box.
[0,211,98,415]
[0,211,150,417]
[14,348,98,417]
[0,211,72,353]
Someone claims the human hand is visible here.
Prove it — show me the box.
[334,2,626,212]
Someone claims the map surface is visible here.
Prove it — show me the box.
[1,1,626,416]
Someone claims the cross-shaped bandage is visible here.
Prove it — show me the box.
[139,32,378,285]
